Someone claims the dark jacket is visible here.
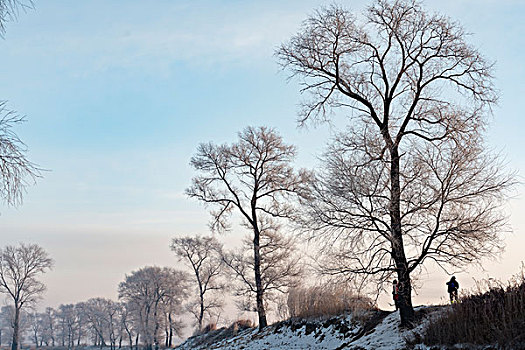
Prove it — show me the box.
[446,279,459,293]
[392,283,399,300]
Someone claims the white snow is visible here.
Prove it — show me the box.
[177,307,441,350]
[351,309,432,350]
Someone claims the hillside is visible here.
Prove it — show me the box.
[177,272,525,350]
[175,306,441,350]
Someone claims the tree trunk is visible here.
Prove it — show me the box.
[390,147,415,326]
[253,227,267,329]
[11,304,20,350]
[199,292,204,331]
[168,313,173,347]
[153,302,160,350]
[127,330,133,350]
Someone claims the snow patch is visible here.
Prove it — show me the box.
[176,306,442,350]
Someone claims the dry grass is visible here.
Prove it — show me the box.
[422,268,525,348]
[287,283,376,319]
[231,319,254,329]
[230,319,254,335]
[201,322,217,334]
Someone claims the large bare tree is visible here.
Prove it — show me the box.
[187,126,308,329]
[171,235,224,332]
[277,0,514,325]
[0,243,53,350]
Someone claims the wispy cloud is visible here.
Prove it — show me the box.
[4,1,313,77]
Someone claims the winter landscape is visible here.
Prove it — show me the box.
[0,0,524,349]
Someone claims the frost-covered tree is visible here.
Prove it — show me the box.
[0,243,53,350]
[0,306,29,349]
[56,304,76,348]
[82,298,112,347]
[171,235,225,331]
[0,305,15,347]
[73,303,88,347]
[39,307,56,347]
[118,266,188,350]
[120,302,139,350]
[28,312,43,347]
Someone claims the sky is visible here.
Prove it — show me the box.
[0,0,524,318]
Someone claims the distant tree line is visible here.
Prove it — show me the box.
[0,265,188,350]
[0,233,302,350]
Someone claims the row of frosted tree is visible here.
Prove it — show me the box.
[0,235,300,350]
[0,265,189,350]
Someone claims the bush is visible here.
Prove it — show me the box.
[287,283,375,319]
[422,269,525,348]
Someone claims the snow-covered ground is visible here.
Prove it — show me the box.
[176,307,442,350]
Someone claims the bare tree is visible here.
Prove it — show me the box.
[28,312,42,348]
[120,302,137,350]
[105,300,121,350]
[277,0,515,325]
[39,307,56,347]
[0,0,33,37]
[171,235,224,332]
[0,1,40,206]
[0,305,15,348]
[0,243,53,350]
[73,303,87,347]
[56,304,76,349]
[0,105,41,206]
[159,295,185,348]
[222,220,303,320]
[81,298,116,349]
[0,306,29,348]
[187,126,308,329]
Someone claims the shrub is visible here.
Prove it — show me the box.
[422,269,525,348]
[287,283,375,319]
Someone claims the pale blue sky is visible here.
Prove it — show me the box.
[0,0,523,311]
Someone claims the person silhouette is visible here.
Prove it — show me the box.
[446,276,459,303]
[392,279,400,310]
